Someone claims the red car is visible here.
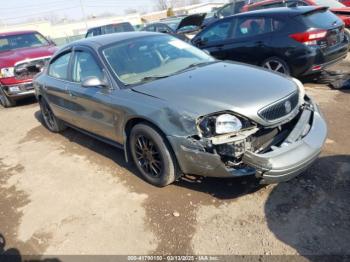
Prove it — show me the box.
[0,30,57,107]
[339,0,350,6]
[243,0,350,28]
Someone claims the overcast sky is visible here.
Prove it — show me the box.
[0,0,156,24]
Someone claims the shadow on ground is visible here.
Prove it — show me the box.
[265,155,350,258]
[301,70,350,93]
[12,97,37,107]
[33,110,263,200]
[0,234,60,262]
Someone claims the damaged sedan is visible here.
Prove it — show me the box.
[34,32,327,187]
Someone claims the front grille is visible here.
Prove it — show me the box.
[258,92,299,122]
[14,57,51,80]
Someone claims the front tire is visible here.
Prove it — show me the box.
[130,124,177,187]
[39,97,66,133]
[262,57,290,75]
[0,87,16,108]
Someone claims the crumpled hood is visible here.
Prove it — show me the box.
[0,45,57,68]
[132,62,298,125]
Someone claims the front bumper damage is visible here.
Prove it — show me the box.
[167,97,327,184]
[1,82,35,100]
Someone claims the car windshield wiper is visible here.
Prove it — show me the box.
[173,60,218,75]
[138,75,170,84]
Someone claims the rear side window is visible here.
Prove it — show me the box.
[156,25,171,33]
[272,19,286,32]
[145,25,155,32]
[86,28,101,38]
[103,23,135,34]
[48,52,71,80]
[299,10,341,28]
[200,20,234,43]
[233,17,271,38]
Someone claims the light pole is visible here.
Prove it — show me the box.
[79,0,88,30]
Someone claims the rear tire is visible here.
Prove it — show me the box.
[262,57,290,75]
[39,97,66,133]
[129,123,177,187]
[0,87,16,108]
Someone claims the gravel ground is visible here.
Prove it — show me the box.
[0,58,349,260]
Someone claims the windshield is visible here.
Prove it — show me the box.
[102,35,214,85]
[0,33,50,52]
[314,0,345,8]
[162,19,182,30]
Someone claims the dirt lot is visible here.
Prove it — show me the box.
[1,59,350,260]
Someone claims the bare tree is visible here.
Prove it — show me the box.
[156,0,169,10]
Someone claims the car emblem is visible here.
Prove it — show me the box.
[284,100,292,114]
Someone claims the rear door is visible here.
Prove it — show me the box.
[45,50,76,123]
[194,16,273,65]
[225,16,273,65]
[65,47,116,140]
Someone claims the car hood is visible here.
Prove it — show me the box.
[0,45,57,68]
[132,62,298,125]
[330,7,350,12]
[176,13,206,31]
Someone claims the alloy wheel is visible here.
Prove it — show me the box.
[41,100,56,130]
[263,60,288,74]
[0,92,4,107]
[134,135,163,177]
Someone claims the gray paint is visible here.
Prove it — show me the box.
[34,32,328,183]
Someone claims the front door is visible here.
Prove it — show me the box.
[66,48,116,140]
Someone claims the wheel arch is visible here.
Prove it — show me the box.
[123,117,182,176]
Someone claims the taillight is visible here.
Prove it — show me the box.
[289,29,327,46]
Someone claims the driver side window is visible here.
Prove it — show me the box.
[200,20,234,43]
[72,51,103,83]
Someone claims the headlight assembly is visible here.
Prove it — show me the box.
[215,114,242,134]
[198,113,244,137]
[0,67,15,78]
[292,77,305,104]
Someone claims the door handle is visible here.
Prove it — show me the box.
[69,91,77,99]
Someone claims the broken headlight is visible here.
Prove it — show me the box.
[198,113,243,137]
[216,114,242,134]
[292,77,305,104]
[0,67,15,78]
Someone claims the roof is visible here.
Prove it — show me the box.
[87,22,133,31]
[0,30,38,37]
[64,31,161,49]
[233,6,324,17]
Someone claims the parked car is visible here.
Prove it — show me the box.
[34,32,327,187]
[0,30,57,107]
[85,22,135,38]
[143,14,206,40]
[242,0,350,28]
[339,0,350,7]
[203,0,247,27]
[192,6,349,77]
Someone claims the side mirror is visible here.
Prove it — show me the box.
[82,76,108,88]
